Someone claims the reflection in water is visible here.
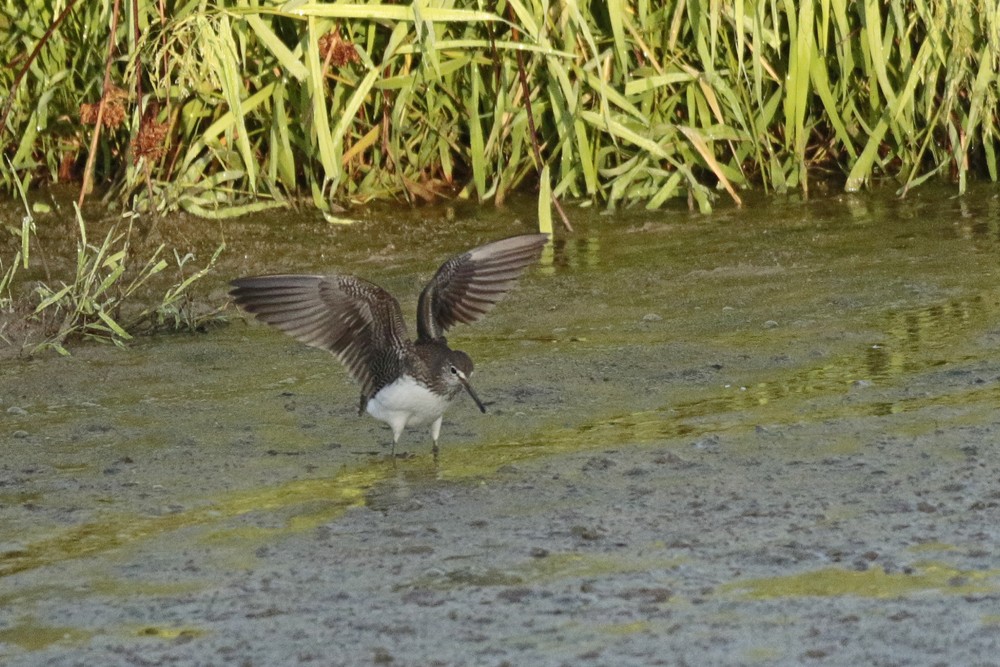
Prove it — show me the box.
[678,290,998,420]
[553,283,1000,453]
[867,294,986,379]
[530,234,602,276]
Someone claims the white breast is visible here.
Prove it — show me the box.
[365,375,452,429]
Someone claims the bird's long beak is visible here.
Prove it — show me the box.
[459,376,487,413]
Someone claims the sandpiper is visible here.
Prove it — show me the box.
[230,234,548,454]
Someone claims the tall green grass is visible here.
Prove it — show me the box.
[2,0,999,216]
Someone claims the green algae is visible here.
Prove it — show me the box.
[726,562,1000,599]
[0,618,205,654]
[522,552,682,585]
[0,466,382,579]
[134,626,206,639]
[908,541,959,554]
[0,620,91,651]
[401,550,683,591]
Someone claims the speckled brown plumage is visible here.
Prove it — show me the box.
[230,234,548,450]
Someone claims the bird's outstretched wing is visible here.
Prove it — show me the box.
[230,274,411,399]
[416,233,548,341]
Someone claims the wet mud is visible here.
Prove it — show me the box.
[2,188,1000,665]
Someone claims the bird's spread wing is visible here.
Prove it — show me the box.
[230,274,410,398]
[416,233,548,341]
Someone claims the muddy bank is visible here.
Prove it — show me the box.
[3,188,1000,665]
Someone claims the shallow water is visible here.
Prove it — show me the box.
[3,186,1000,664]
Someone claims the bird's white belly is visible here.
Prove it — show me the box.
[365,375,451,428]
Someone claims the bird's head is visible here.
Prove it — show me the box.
[446,350,485,413]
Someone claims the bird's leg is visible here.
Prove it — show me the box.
[430,417,443,459]
[431,416,444,456]
[389,419,407,459]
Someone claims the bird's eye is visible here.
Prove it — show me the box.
[450,365,459,375]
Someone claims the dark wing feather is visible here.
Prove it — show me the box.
[230,274,411,398]
[416,234,548,341]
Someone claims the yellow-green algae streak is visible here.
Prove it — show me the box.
[0,467,379,578]
[400,550,685,590]
[726,562,1000,599]
[0,620,90,651]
